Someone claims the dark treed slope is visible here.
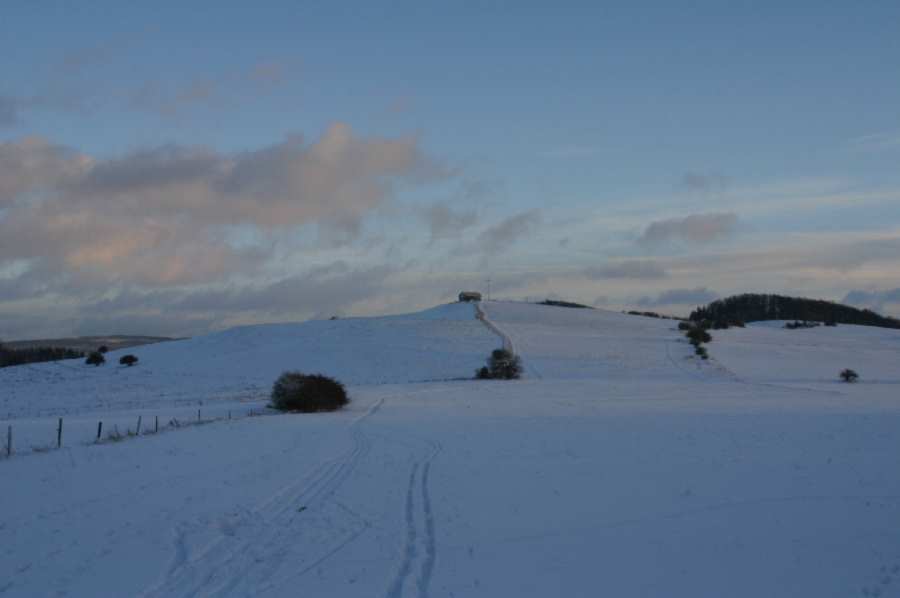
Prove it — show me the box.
[0,344,84,368]
[689,294,900,329]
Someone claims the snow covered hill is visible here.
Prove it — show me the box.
[480,301,712,381]
[712,320,900,390]
[0,302,499,419]
[2,301,900,598]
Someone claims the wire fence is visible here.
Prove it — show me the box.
[1,401,274,461]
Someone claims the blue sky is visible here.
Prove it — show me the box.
[2,1,900,338]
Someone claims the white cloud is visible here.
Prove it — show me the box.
[0,125,443,295]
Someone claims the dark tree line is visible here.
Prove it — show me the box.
[0,343,84,368]
[689,294,900,329]
[538,300,593,309]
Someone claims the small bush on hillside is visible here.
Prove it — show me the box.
[98,345,109,354]
[678,321,693,331]
[686,328,712,345]
[85,351,106,366]
[839,369,859,383]
[119,354,139,367]
[475,349,522,380]
[490,349,522,379]
[270,371,349,412]
[785,320,818,330]
[695,345,709,359]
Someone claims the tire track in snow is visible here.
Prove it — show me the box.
[387,464,419,598]
[139,398,384,598]
[417,443,441,598]
[385,439,442,598]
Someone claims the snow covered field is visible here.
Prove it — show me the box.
[2,301,900,597]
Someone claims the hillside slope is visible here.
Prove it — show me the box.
[481,301,715,381]
[710,320,900,389]
[0,303,499,419]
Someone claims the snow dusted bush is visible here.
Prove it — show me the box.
[476,349,522,380]
[270,372,349,412]
[85,351,106,367]
[839,369,859,383]
[119,354,139,367]
[686,327,712,346]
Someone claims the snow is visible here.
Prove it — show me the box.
[712,320,900,391]
[2,301,900,597]
[0,302,497,421]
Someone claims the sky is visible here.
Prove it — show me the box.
[2,1,900,339]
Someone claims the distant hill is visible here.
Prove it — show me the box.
[689,293,900,329]
[0,335,177,368]
[3,335,176,353]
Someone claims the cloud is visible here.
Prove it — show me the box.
[638,212,738,246]
[636,287,719,308]
[842,288,900,312]
[823,238,900,271]
[64,262,397,336]
[170,262,394,316]
[0,125,442,294]
[423,203,477,242]
[477,210,541,254]
[0,261,400,339]
[0,136,91,204]
[584,260,667,280]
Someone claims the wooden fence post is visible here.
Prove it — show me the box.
[155,415,159,433]
[197,409,201,422]
[136,416,142,435]
[57,418,63,448]
[96,421,103,442]
[6,425,11,457]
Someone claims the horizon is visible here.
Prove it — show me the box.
[3,1,900,339]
